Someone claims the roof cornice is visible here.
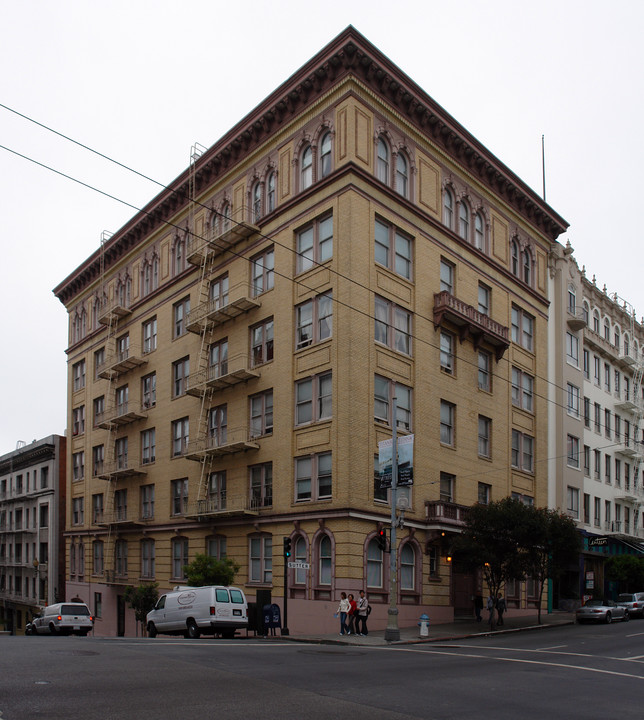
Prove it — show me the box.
[54,26,568,305]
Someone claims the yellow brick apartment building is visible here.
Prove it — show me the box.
[54,27,567,636]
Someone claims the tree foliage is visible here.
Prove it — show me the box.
[183,553,240,587]
[454,498,580,626]
[605,555,644,592]
[124,582,159,636]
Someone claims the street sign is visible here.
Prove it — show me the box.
[287,561,310,569]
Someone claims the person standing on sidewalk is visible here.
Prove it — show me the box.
[496,595,506,626]
[474,594,483,622]
[336,592,350,635]
[356,590,369,635]
[347,593,358,635]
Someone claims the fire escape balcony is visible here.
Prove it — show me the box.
[186,354,260,397]
[184,426,260,462]
[615,393,640,414]
[95,509,144,528]
[186,282,261,334]
[97,299,132,326]
[97,347,147,379]
[95,402,148,429]
[583,326,619,360]
[186,206,259,265]
[617,439,643,459]
[433,292,510,360]
[425,500,470,529]
[95,460,147,481]
[187,493,266,519]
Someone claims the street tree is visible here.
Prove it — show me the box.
[522,508,581,624]
[605,554,644,593]
[183,553,240,587]
[124,582,159,636]
[455,497,534,629]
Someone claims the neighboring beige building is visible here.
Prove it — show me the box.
[0,435,67,634]
[54,27,567,636]
[549,241,644,605]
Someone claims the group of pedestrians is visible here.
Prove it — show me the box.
[337,590,369,636]
[473,593,506,625]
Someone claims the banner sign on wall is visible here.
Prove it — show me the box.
[378,434,414,489]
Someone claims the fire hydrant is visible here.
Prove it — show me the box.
[418,613,430,638]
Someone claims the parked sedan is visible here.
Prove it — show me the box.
[576,599,629,624]
[617,592,644,618]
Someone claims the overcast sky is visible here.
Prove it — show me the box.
[1,0,642,455]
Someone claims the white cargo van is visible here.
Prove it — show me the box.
[28,602,94,636]
[146,585,248,639]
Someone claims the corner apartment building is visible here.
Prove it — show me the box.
[0,435,66,634]
[549,241,644,604]
[53,27,567,636]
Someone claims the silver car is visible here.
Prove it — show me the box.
[616,592,644,618]
[576,599,629,624]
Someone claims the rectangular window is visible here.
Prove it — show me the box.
[478,351,491,391]
[92,445,104,476]
[440,331,455,374]
[141,539,155,579]
[114,489,127,522]
[72,405,85,436]
[296,215,333,273]
[140,485,155,520]
[594,497,601,527]
[115,539,128,576]
[583,445,591,476]
[594,403,601,433]
[250,318,274,367]
[173,357,189,398]
[115,437,128,469]
[583,397,591,428]
[295,291,332,349]
[208,404,227,446]
[604,363,611,392]
[173,297,190,338]
[375,219,413,280]
[72,451,85,481]
[250,390,273,438]
[72,497,84,525]
[94,348,105,379]
[207,536,227,560]
[92,493,103,523]
[142,317,157,354]
[209,273,229,311]
[439,258,454,294]
[171,479,189,516]
[295,452,332,501]
[440,472,454,502]
[296,372,332,425]
[605,409,612,438]
[567,383,580,417]
[440,400,455,446]
[594,449,601,479]
[478,284,490,316]
[511,430,534,472]
[208,339,228,379]
[605,454,612,484]
[93,541,104,575]
[374,375,412,431]
[593,356,601,385]
[141,429,156,465]
[172,538,189,579]
[566,332,579,366]
[374,296,411,355]
[583,493,591,524]
[142,373,156,409]
[172,418,189,457]
[93,395,105,427]
[251,247,274,296]
[511,367,534,411]
[73,360,86,391]
[511,306,534,351]
[583,349,590,379]
[567,435,580,468]
[249,536,272,583]
[478,482,491,505]
[478,416,491,458]
[116,333,130,362]
[250,463,272,509]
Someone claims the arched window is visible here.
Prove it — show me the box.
[523,250,532,285]
[92,297,101,330]
[173,236,185,276]
[474,212,485,250]
[443,188,454,229]
[604,319,610,341]
[252,182,262,223]
[80,308,87,338]
[301,145,313,190]
[510,240,519,276]
[567,284,576,313]
[624,334,630,357]
[294,536,307,585]
[377,138,389,185]
[367,537,384,589]
[142,262,152,296]
[171,537,189,580]
[582,301,589,324]
[459,201,470,241]
[593,310,600,334]
[396,152,408,198]
[319,132,332,178]
[266,172,276,213]
[318,534,332,586]
[152,255,159,290]
[400,543,416,591]
[222,203,231,232]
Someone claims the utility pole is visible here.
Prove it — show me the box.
[384,396,400,642]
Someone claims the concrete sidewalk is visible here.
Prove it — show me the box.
[273,611,576,647]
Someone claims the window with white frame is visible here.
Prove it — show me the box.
[250,390,273,438]
[375,296,411,355]
[440,331,455,374]
[72,451,84,481]
[478,416,491,458]
[114,489,127,521]
[252,181,262,222]
[440,258,454,294]
[523,249,532,285]
[377,137,390,185]
[251,318,274,367]
[511,306,534,351]
[300,145,313,190]
[208,404,227,446]
[172,357,189,398]
[207,535,227,560]
[92,445,104,476]
[374,375,412,431]
[208,339,228,380]
[296,215,333,273]
[140,484,154,520]
[459,200,470,241]
[72,405,85,436]
[478,351,491,392]
[249,535,272,583]
[296,372,332,425]
[440,401,455,446]
[400,543,416,591]
[171,537,189,579]
[92,493,103,523]
[443,188,454,229]
[115,437,128,470]
[474,212,485,250]
[250,463,272,508]
[172,236,185,276]
[478,284,490,316]
[367,537,384,589]
[141,429,155,465]
[511,430,534,472]
[172,418,189,457]
[478,482,491,504]
[173,297,190,338]
[207,471,227,510]
[511,367,534,412]
[295,452,332,501]
[209,274,229,310]
[72,497,84,525]
[73,360,86,391]
[266,172,276,213]
[142,372,156,409]
[319,132,332,178]
[396,152,409,197]
[251,247,274,297]
[295,291,332,349]
[374,219,412,280]
[94,347,105,379]
[142,317,157,354]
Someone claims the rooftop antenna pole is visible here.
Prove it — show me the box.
[542,134,546,202]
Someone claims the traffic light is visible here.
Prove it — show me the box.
[283,536,292,558]
[376,528,388,552]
